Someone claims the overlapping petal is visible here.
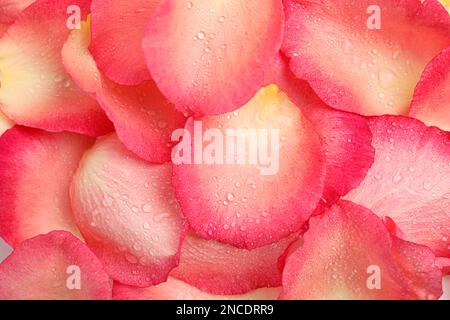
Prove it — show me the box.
[280,200,443,300]
[0,0,113,136]
[113,278,280,300]
[344,115,450,257]
[62,19,186,163]
[142,0,284,115]
[171,230,299,295]
[90,0,159,85]
[0,0,447,302]
[0,126,92,247]
[282,0,450,116]
[172,85,325,249]
[301,101,375,208]
[0,231,111,300]
[410,46,450,131]
[0,0,35,24]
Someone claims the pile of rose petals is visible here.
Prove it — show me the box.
[0,0,449,300]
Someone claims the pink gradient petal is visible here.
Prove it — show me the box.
[142,0,284,115]
[345,115,450,257]
[0,0,35,24]
[280,200,443,300]
[172,85,325,249]
[410,46,450,131]
[62,19,187,163]
[0,126,93,247]
[0,0,113,136]
[0,231,111,300]
[282,0,450,116]
[302,101,375,208]
[171,230,299,295]
[70,134,186,287]
[90,0,159,85]
[0,111,13,136]
[113,278,280,300]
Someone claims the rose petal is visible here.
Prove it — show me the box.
[280,200,443,300]
[89,0,159,85]
[410,46,450,131]
[0,231,111,300]
[0,111,13,137]
[302,101,375,208]
[282,0,450,116]
[172,85,325,249]
[113,278,280,300]
[142,0,284,115]
[62,19,187,163]
[0,126,93,247]
[171,230,299,295]
[0,0,113,136]
[70,134,186,287]
[0,238,12,263]
[344,115,450,257]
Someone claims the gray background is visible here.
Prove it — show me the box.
[0,235,449,299]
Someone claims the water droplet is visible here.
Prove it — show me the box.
[423,182,432,191]
[218,16,226,23]
[226,193,235,202]
[196,31,206,40]
[186,1,193,9]
[143,222,151,230]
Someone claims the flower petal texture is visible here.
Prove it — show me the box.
[70,134,186,287]
[142,0,284,115]
[62,19,186,163]
[0,126,93,247]
[280,200,443,300]
[171,230,299,295]
[90,0,159,85]
[0,0,113,136]
[410,46,450,131]
[113,278,280,300]
[172,85,325,249]
[282,0,450,116]
[0,231,112,300]
[345,116,450,257]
